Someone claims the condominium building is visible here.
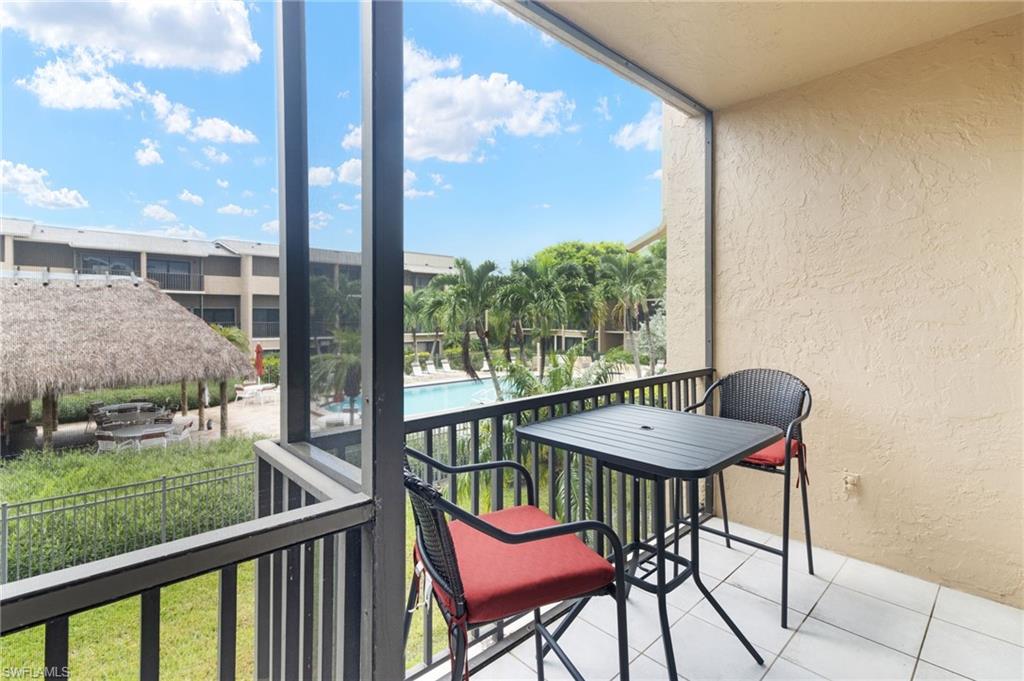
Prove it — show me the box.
[0,217,455,352]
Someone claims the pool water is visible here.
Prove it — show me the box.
[325,379,500,417]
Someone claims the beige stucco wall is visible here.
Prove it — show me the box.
[664,15,1023,606]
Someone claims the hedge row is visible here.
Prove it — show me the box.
[29,379,242,424]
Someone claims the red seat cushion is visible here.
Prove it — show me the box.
[439,505,614,624]
[744,438,802,466]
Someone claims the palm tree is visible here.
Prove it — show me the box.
[503,344,618,398]
[404,289,427,359]
[431,259,504,400]
[495,268,532,363]
[425,277,473,378]
[640,250,666,374]
[505,259,569,380]
[311,274,361,336]
[211,323,249,354]
[599,252,652,378]
[311,330,361,423]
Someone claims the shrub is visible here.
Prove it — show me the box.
[30,380,242,424]
[261,354,281,385]
[443,348,484,371]
[404,351,433,373]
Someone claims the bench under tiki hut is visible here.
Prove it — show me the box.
[0,274,255,451]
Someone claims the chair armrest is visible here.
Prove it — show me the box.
[684,378,722,413]
[405,446,536,506]
[784,388,813,446]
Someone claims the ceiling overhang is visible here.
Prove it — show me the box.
[502,1,1022,113]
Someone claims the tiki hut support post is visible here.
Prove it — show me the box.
[41,389,56,449]
[180,380,189,416]
[219,381,228,438]
[197,380,206,430]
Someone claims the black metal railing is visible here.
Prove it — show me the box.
[147,271,204,291]
[253,321,281,338]
[401,368,715,678]
[0,441,373,681]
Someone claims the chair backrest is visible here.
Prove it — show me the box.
[717,368,809,440]
[403,469,465,611]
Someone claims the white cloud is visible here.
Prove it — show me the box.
[404,40,574,162]
[0,159,89,209]
[403,169,435,199]
[337,90,350,99]
[337,202,356,211]
[203,146,230,164]
[595,96,611,121]
[647,168,662,181]
[15,48,134,110]
[178,189,204,205]
[142,203,177,222]
[144,89,192,134]
[535,202,552,209]
[190,116,258,144]
[134,138,163,166]
[337,158,362,186]
[216,178,230,189]
[309,166,335,187]
[153,224,206,239]
[405,39,461,85]
[261,219,279,233]
[310,211,332,230]
[341,124,361,150]
[0,1,261,72]
[217,203,257,217]
[611,102,661,151]
[241,189,254,198]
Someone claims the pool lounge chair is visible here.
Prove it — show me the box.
[425,361,439,375]
[165,420,194,446]
[411,363,424,377]
[441,358,454,372]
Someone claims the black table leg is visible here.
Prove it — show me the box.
[654,478,679,680]
[688,479,764,665]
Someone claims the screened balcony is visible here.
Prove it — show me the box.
[0,2,1019,681]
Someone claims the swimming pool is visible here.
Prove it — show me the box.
[325,379,500,417]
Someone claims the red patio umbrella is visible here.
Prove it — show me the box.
[254,343,264,383]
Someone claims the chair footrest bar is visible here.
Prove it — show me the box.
[697,524,783,556]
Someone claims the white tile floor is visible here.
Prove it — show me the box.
[469,520,1024,681]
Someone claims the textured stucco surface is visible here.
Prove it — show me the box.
[664,16,1023,606]
[548,1,1021,110]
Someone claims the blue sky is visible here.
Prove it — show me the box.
[1,1,662,265]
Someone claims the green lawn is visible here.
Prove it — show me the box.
[0,440,573,675]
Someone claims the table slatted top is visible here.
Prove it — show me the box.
[515,403,782,479]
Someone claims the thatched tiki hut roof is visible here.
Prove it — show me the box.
[0,274,254,406]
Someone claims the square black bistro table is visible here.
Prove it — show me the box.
[516,403,781,680]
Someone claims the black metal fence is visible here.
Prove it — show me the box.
[401,368,714,677]
[0,462,254,583]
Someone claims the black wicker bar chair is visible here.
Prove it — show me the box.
[403,447,629,681]
[686,368,813,628]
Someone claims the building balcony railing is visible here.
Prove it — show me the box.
[252,321,280,338]
[148,271,204,291]
[0,441,373,680]
[0,369,712,680]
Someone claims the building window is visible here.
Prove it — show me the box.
[78,251,138,275]
[149,259,192,276]
[191,307,236,327]
[253,308,280,338]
